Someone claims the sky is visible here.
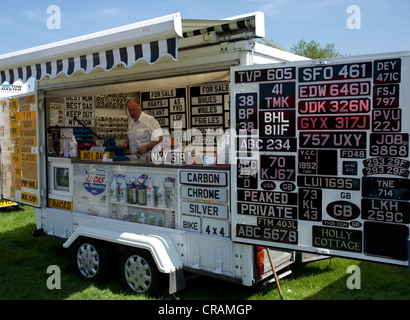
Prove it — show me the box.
[0,0,409,57]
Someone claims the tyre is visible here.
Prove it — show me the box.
[72,238,110,282]
[119,248,165,296]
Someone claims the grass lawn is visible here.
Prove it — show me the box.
[1,205,410,301]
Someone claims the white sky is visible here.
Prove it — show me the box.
[0,0,409,56]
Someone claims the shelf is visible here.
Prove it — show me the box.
[109,200,175,212]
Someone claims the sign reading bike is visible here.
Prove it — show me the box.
[231,52,410,267]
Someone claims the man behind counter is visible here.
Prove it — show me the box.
[122,96,163,159]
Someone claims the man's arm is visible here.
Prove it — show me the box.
[136,136,163,154]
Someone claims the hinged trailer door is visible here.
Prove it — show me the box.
[0,92,43,207]
[230,51,410,267]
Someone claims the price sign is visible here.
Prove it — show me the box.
[64,96,95,127]
[141,88,187,143]
[189,83,230,147]
[231,53,410,267]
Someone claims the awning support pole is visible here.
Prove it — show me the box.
[267,248,284,300]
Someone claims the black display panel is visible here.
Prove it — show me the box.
[232,56,410,267]
[364,221,408,261]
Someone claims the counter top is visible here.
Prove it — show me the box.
[70,159,231,171]
[48,156,75,162]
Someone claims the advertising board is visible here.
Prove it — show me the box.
[231,52,410,266]
[0,93,41,207]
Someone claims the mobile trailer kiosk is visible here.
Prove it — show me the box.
[0,12,308,295]
[1,12,409,297]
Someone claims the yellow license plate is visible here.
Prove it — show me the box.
[0,200,17,207]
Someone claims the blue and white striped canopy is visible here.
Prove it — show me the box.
[0,38,177,85]
[0,12,262,85]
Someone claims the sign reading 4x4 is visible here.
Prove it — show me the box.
[231,53,410,267]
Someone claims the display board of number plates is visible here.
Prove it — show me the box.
[231,51,410,267]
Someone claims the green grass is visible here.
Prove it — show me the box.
[1,205,410,300]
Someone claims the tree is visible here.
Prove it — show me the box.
[290,39,341,59]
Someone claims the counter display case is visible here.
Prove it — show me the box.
[109,166,176,228]
[70,160,230,237]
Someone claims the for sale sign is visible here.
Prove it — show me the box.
[231,51,410,267]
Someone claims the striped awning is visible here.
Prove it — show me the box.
[0,12,265,85]
[182,18,255,38]
[0,38,177,85]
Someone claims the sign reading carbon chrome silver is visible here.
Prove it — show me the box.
[180,185,227,202]
[231,52,410,267]
[181,201,228,219]
[180,170,227,186]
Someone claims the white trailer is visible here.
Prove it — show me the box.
[0,12,307,296]
[0,12,408,297]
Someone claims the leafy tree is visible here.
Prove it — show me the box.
[290,39,341,59]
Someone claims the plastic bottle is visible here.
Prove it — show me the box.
[138,183,147,205]
[130,212,138,223]
[138,211,146,224]
[157,214,164,227]
[69,135,78,157]
[133,185,138,203]
[153,186,159,206]
[167,183,175,209]
[119,178,128,203]
[63,138,69,157]
[157,182,166,208]
[146,177,154,207]
[165,211,175,228]
[128,185,135,204]
[110,175,119,202]
[131,182,138,204]
[128,177,137,204]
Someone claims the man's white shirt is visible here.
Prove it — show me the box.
[127,111,162,156]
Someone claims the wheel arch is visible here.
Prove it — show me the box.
[64,226,183,274]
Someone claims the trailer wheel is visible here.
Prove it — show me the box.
[119,248,165,296]
[73,238,109,282]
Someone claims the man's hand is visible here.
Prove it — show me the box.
[137,145,150,155]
